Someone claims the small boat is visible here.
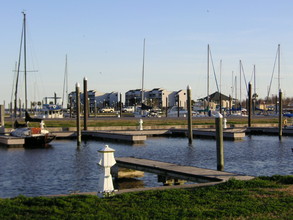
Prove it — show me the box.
[10,111,56,147]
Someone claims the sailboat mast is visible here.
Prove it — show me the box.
[278,44,280,91]
[62,54,68,108]
[239,60,242,107]
[141,38,145,104]
[23,12,28,111]
[253,65,256,95]
[207,44,210,107]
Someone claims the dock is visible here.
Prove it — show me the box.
[170,128,246,140]
[82,130,170,144]
[114,157,254,183]
[247,127,293,136]
[0,135,24,147]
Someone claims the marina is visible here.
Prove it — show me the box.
[0,135,292,198]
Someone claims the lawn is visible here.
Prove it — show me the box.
[0,176,292,219]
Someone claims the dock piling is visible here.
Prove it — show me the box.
[279,89,283,140]
[0,105,4,133]
[76,83,81,145]
[216,113,224,171]
[187,85,193,144]
[248,82,252,127]
[83,77,88,131]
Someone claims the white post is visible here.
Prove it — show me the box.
[223,118,227,129]
[97,145,116,197]
[139,119,143,131]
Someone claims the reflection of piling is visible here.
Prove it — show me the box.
[279,89,283,140]
[76,83,81,145]
[216,113,224,171]
[83,77,88,131]
[187,85,193,144]
[248,82,252,127]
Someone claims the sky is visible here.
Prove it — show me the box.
[1,0,293,107]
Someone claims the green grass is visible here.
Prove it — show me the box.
[0,176,292,219]
[5,116,279,128]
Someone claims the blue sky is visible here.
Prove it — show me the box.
[1,0,293,106]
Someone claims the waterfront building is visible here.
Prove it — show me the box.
[125,88,187,109]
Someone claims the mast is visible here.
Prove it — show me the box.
[141,38,146,104]
[62,54,68,108]
[278,44,280,91]
[207,44,210,109]
[23,12,28,111]
[239,60,242,108]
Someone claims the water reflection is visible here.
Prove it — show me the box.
[0,135,292,198]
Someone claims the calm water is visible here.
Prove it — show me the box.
[0,136,292,198]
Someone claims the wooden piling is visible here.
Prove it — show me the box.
[76,83,81,145]
[248,82,252,127]
[120,93,122,117]
[69,95,72,118]
[177,97,180,118]
[279,89,283,140]
[83,77,88,131]
[216,113,224,171]
[0,105,4,127]
[165,97,168,117]
[187,85,193,144]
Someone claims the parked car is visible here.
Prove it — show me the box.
[100,107,115,113]
[122,106,135,113]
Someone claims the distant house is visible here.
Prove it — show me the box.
[199,91,233,109]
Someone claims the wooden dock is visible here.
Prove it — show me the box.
[81,130,170,144]
[115,157,254,183]
[247,127,293,136]
[170,128,246,140]
[0,135,24,147]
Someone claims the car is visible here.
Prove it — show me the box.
[100,107,114,113]
[122,106,135,113]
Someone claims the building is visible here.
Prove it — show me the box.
[68,90,119,112]
[125,88,187,109]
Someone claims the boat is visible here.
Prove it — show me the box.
[10,12,56,146]
[10,112,56,146]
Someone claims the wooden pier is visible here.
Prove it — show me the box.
[170,128,246,140]
[247,127,293,136]
[0,135,24,147]
[114,157,254,183]
[81,130,170,144]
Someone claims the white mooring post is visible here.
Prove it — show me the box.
[223,118,227,129]
[139,119,143,131]
[97,145,116,197]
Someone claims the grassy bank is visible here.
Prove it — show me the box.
[4,116,279,128]
[0,176,292,219]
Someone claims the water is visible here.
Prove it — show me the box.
[0,136,292,198]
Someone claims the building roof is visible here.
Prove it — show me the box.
[199,91,231,101]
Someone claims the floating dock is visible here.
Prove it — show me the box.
[170,128,246,140]
[114,157,254,183]
[0,135,24,147]
[247,127,293,136]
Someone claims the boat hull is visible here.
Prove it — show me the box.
[23,134,56,147]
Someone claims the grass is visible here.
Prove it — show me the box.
[0,176,292,219]
[4,116,279,128]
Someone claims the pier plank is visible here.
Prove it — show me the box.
[115,157,254,183]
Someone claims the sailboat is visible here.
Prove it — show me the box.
[10,12,56,146]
